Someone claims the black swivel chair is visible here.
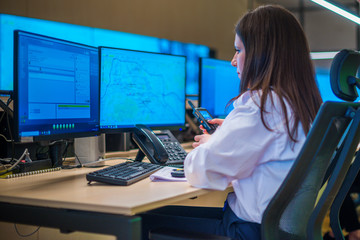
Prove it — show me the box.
[261,100,360,240]
[261,49,360,240]
[323,49,360,240]
[262,49,360,240]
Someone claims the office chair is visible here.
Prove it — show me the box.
[261,100,360,240]
[323,49,360,240]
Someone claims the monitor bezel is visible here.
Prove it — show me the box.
[98,46,187,133]
[13,30,100,143]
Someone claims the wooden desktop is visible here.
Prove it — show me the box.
[0,146,232,240]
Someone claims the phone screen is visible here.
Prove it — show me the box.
[157,134,170,140]
[199,110,212,121]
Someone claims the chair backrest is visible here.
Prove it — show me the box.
[321,49,360,240]
[261,101,360,240]
[307,104,360,240]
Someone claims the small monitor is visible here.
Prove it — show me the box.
[99,47,186,131]
[13,30,100,142]
[199,58,239,118]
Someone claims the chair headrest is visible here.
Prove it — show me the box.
[330,49,360,102]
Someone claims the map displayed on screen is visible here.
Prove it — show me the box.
[100,47,186,129]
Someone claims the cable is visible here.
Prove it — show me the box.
[8,148,29,170]
[48,139,66,146]
[4,97,15,163]
[104,157,135,161]
[0,148,29,176]
[74,153,83,167]
[0,110,6,125]
[61,140,71,164]
[0,97,12,141]
[0,133,12,142]
[14,224,41,237]
[0,95,12,123]
[61,157,135,170]
[82,157,136,168]
[61,152,82,169]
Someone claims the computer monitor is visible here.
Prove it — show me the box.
[99,47,186,131]
[199,58,240,118]
[13,30,100,143]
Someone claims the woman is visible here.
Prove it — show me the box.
[142,5,322,239]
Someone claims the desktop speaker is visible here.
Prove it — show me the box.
[105,132,134,152]
[74,134,105,166]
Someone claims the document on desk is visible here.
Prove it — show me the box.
[150,167,187,182]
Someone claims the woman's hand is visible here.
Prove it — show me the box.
[192,134,211,148]
[199,118,224,134]
[193,118,224,148]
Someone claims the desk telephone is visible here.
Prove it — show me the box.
[132,124,187,166]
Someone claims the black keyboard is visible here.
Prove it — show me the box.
[86,161,163,186]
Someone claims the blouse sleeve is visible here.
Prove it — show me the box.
[184,101,281,190]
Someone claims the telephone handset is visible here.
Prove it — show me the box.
[132,124,169,164]
[132,124,187,166]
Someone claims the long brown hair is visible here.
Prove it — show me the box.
[233,5,322,142]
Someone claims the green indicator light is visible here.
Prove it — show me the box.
[58,105,90,108]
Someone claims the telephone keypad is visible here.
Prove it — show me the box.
[160,137,187,165]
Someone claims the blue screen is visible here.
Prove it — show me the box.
[0,14,209,96]
[315,68,346,102]
[198,109,213,120]
[14,31,100,142]
[100,47,186,130]
[199,58,240,118]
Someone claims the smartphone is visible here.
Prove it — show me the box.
[171,169,185,178]
[188,100,218,134]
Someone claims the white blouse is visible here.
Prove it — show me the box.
[184,90,306,224]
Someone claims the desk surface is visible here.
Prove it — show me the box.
[0,159,218,216]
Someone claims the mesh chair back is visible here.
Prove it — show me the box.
[262,101,360,240]
[323,49,360,240]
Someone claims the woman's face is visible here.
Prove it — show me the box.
[231,34,245,79]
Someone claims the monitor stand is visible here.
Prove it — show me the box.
[74,134,105,166]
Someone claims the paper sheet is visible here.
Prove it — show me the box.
[150,166,187,182]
